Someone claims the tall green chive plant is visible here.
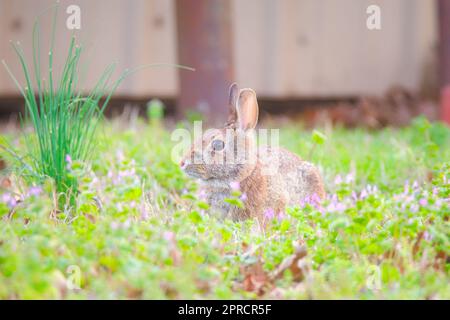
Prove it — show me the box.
[2,4,192,209]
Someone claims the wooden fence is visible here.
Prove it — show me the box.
[0,0,437,98]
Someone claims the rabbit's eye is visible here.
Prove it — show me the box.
[212,139,225,151]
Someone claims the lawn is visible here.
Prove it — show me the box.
[0,116,449,299]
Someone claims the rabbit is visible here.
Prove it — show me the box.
[180,83,325,221]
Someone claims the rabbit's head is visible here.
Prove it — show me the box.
[180,83,260,182]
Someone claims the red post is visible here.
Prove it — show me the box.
[175,0,234,125]
[438,0,450,125]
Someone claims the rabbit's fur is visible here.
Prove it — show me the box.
[180,83,325,221]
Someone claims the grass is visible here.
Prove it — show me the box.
[1,5,193,210]
[0,6,129,209]
[0,116,448,299]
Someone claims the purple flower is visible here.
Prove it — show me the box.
[277,211,286,221]
[198,189,207,200]
[419,198,428,206]
[264,208,275,220]
[2,193,17,208]
[27,186,42,197]
[118,168,135,178]
[345,173,354,184]
[111,219,133,230]
[318,206,326,216]
[110,221,120,230]
[310,193,321,205]
[140,204,149,220]
[336,203,346,211]
[334,175,343,185]
[163,231,175,241]
[116,150,125,161]
[300,194,322,208]
[65,154,72,170]
[300,197,310,208]
[327,201,346,212]
[366,184,378,194]
[229,181,240,191]
[360,189,368,199]
[329,193,338,203]
[240,193,247,201]
[423,231,433,241]
[403,182,410,195]
[365,184,371,192]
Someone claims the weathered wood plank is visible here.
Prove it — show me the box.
[0,0,438,98]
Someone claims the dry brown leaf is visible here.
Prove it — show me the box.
[236,241,309,297]
[84,212,96,224]
[1,177,11,188]
[160,282,179,299]
[433,251,448,271]
[126,285,143,299]
[412,231,424,257]
[239,261,271,296]
[269,242,308,282]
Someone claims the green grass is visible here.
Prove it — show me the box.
[0,117,449,299]
[0,6,129,209]
[1,5,192,210]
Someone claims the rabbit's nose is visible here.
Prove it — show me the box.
[180,159,187,169]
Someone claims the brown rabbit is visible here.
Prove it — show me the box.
[180,83,325,221]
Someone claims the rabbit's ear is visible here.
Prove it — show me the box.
[237,88,259,130]
[227,83,239,123]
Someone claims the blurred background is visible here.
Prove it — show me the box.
[0,0,449,127]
